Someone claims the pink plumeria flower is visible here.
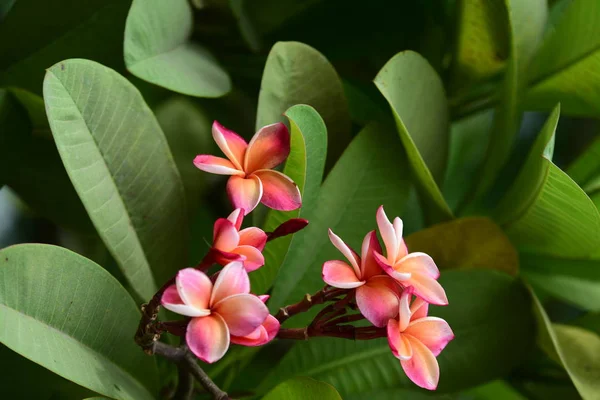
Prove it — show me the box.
[231,295,280,346]
[387,288,454,390]
[374,206,448,305]
[161,262,269,363]
[210,208,267,272]
[194,121,302,215]
[322,229,401,327]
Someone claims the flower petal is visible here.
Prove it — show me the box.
[193,155,244,176]
[230,245,265,272]
[227,175,263,215]
[374,251,412,282]
[406,272,448,305]
[394,219,408,260]
[214,294,269,336]
[322,260,364,289]
[361,230,384,280]
[401,335,440,390]
[253,170,301,211]
[176,268,212,310]
[212,121,247,170]
[398,252,440,279]
[328,229,361,277]
[405,317,454,356]
[162,285,210,317]
[239,227,268,251]
[355,276,400,327]
[387,319,413,361]
[244,122,290,173]
[186,314,230,363]
[213,218,240,252]
[258,294,270,303]
[211,248,245,266]
[410,297,429,320]
[230,315,280,346]
[377,206,398,263]
[210,261,250,305]
[398,287,413,331]
[227,208,244,230]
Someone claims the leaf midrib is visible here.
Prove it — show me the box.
[529,42,600,88]
[0,302,152,398]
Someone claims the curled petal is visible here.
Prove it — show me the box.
[406,272,448,306]
[212,121,248,170]
[210,261,250,305]
[253,170,301,211]
[270,218,309,240]
[227,175,263,215]
[405,317,454,357]
[214,294,269,336]
[361,230,383,280]
[231,315,280,346]
[244,122,290,173]
[328,229,361,277]
[227,209,244,230]
[410,297,429,320]
[230,245,265,272]
[239,227,268,251]
[211,248,245,266]
[376,206,398,263]
[186,314,230,363]
[258,294,270,303]
[401,335,440,390]
[355,276,400,327]
[162,285,210,317]
[374,252,411,282]
[193,155,244,176]
[399,252,440,279]
[398,287,413,331]
[176,268,212,310]
[322,260,364,289]
[213,218,240,252]
[387,320,413,360]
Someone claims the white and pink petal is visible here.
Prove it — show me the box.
[400,335,440,391]
[210,261,250,305]
[193,155,244,176]
[405,317,454,356]
[253,170,301,211]
[214,294,269,336]
[227,175,263,215]
[355,276,400,327]
[244,123,290,173]
[186,314,230,363]
[212,121,248,170]
[322,260,364,289]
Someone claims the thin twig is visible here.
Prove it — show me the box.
[173,366,193,400]
[275,286,347,323]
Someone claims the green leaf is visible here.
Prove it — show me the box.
[251,105,327,294]
[404,217,519,275]
[0,0,132,94]
[566,135,600,189]
[526,0,600,116]
[374,51,453,224]
[0,244,159,399]
[9,88,50,134]
[494,105,560,224]
[532,292,600,400]
[468,0,547,205]
[262,270,535,396]
[124,0,230,97]
[268,121,411,315]
[451,0,508,87]
[262,377,342,400]
[43,59,189,299]
[154,96,214,212]
[256,42,351,168]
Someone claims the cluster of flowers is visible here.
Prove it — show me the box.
[160,121,454,390]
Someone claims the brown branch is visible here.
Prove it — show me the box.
[275,286,347,323]
[152,341,230,400]
[277,325,386,341]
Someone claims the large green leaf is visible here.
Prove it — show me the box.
[262,270,535,396]
[0,244,158,399]
[405,217,519,275]
[566,135,600,189]
[0,0,131,94]
[251,105,327,294]
[262,377,342,400]
[468,0,547,204]
[43,59,188,299]
[451,0,508,87]
[526,0,600,116]
[532,292,600,400]
[124,0,230,97]
[374,51,453,224]
[268,121,411,315]
[256,42,351,168]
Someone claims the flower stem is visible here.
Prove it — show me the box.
[274,286,346,323]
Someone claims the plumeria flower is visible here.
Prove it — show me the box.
[161,262,270,363]
[231,295,280,346]
[387,288,454,390]
[194,121,302,215]
[209,208,267,272]
[374,206,448,305]
[322,229,401,327]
